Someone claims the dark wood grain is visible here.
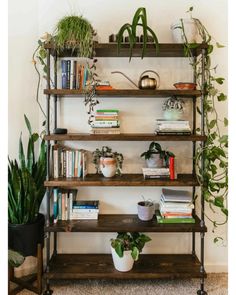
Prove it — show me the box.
[44,173,199,187]
[45,214,207,233]
[44,89,202,97]
[44,133,207,142]
[44,43,208,58]
[44,254,206,280]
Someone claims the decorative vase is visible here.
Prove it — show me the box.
[137,201,155,221]
[171,18,198,43]
[8,213,45,257]
[146,154,163,168]
[99,157,117,177]
[111,247,134,272]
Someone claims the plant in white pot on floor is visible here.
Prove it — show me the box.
[141,142,174,168]
[92,146,123,177]
[110,232,151,272]
[137,196,155,221]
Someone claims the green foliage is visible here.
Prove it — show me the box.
[140,142,175,166]
[111,232,151,261]
[117,7,159,61]
[54,15,95,57]
[8,249,25,267]
[182,7,228,231]
[92,146,124,175]
[8,115,46,224]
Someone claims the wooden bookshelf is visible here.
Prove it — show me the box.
[44,173,199,187]
[45,214,207,233]
[44,254,206,280]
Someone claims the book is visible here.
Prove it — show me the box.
[162,188,192,202]
[53,188,58,223]
[70,211,99,220]
[72,200,99,209]
[156,210,195,224]
[91,127,120,134]
[91,121,120,128]
[61,60,67,89]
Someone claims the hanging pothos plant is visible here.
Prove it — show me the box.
[32,15,99,125]
[179,7,228,240]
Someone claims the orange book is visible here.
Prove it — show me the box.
[96,85,114,90]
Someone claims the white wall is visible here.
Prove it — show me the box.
[9,0,228,274]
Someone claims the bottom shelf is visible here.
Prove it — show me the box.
[44,254,206,280]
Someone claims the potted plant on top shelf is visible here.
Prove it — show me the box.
[117,7,159,61]
[110,232,151,272]
[8,115,46,257]
[140,142,174,168]
[92,146,124,177]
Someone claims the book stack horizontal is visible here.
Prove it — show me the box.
[156,188,195,223]
[61,60,90,90]
[91,109,120,134]
[142,168,170,179]
[71,200,99,220]
[155,120,191,134]
[52,145,87,179]
[95,80,114,91]
[53,189,77,223]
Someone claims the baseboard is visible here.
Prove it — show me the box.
[205,264,228,273]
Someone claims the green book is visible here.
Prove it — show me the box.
[156,210,195,224]
[96,109,119,113]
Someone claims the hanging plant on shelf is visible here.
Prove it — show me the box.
[32,15,99,126]
[180,7,228,239]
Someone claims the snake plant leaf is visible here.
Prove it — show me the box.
[139,15,148,59]
[24,114,32,135]
[117,23,131,54]
[146,26,159,55]
[19,135,26,169]
[131,7,145,39]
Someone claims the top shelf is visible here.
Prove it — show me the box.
[44,43,208,58]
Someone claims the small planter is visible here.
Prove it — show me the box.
[146,154,163,168]
[111,247,134,272]
[99,157,117,177]
[8,213,45,257]
[137,201,155,221]
[171,18,198,43]
[163,109,181,120]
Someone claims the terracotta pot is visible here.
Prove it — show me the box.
[99,157,117,177]
[111,247,134,272]
[146,154,163,168]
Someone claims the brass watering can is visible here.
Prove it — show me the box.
[111,70,160,90]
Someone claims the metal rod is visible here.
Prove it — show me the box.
[53,232,58,255]
[54,54,57,130]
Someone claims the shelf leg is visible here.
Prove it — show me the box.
[43,280,53,295]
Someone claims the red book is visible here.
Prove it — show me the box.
[169,156,175,180]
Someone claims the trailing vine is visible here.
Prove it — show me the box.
[180,7,228,239]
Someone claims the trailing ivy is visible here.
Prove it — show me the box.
[180,7,228,234]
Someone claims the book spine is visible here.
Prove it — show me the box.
[61,60,67,89]
[58,192,62,220]
[66,60,71,89]
[53,188,58,223]
[70,60,74,90]
[53,147,59,179]
[169,156,175,180]
[91,121,120,127]
[72,208,99,213]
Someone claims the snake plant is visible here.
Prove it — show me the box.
[117,7,159,61]
[8,115,46,224]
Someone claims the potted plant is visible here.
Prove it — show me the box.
[8,115,46,257]
[117,7,159,61]
[92,146,123,177]
[110,232,151,272]
[162,96,185,120]
[137,196,155,221]
[140,142,174,168]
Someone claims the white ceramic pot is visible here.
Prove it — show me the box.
[146,154,163,168]
[99,157,116,177]
[163,109,181,120]
[137,201,155,221]
[171,18,198,43]
[111,247,134,272]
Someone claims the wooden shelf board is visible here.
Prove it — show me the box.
[44,133,206,142]
[44,43,208,58]
[45,214,207,233]
[44,254,206,280]
[44,89,202,97]
[44,173,199,187]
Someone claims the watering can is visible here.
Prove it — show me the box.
[111,70,160,90]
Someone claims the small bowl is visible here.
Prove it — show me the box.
[174,82,197,90]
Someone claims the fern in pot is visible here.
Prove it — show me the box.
[8,115,46,257]
[110,232,151,272]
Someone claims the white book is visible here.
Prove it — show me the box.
[91,121,120,127]
[162,188,192,202]
[70,211,99,219]
[160,197,194,209]
[70,59,74,89]
[53,148,59,178]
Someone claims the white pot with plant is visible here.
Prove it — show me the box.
[162,96,185,120]
[137,196,155,221]
[140,142,174,168]
[110,232,151,272]
[92,146,123,177]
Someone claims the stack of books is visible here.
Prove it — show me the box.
[71,200,99,220]
[155,120,191,134]
[95,80,114,91]
[52,145,88,179]
[156,188,195,223]
[91,109,120,134]
[142,168,170,179]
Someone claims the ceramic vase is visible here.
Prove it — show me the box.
[146,154,163,168]
[171,18,198,43]
[137,201,155,221]
[99,157,117,177]
[111,247,134,272]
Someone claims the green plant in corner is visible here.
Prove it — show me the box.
[8,115,46,224]
[180,7,228,237]
[117,7,159,61]
[111,232,151,261]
